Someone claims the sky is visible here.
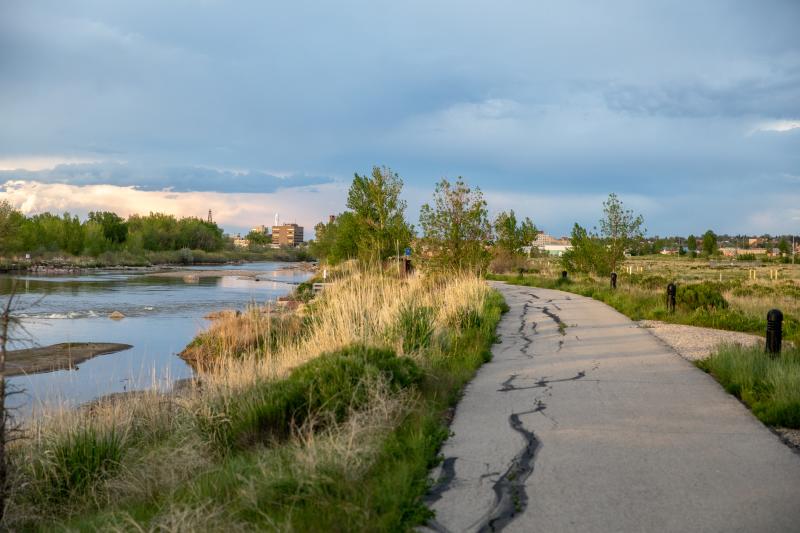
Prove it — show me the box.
[1,0,799,237]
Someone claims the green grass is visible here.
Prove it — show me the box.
[11,289,507,531]
[489,273,799,342]
[697,344,800,428]
[197,345,423,454]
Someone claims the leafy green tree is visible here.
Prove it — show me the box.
[561,223,611,275]
[702,230,718,256]
[88,211,128,245]
[599,193,644,273]
[687,234,697,258]
[493,210,538,255]
[0,201,24,254]
[83,221,111,256]
[419,178,491,271]
[778,238,790,256]
[310,212,360,264]
[246,230,271,246]
[346,166,413,264]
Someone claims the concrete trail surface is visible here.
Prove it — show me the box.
[423,282,800,533]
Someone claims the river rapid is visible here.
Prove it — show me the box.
[0,262,312,414]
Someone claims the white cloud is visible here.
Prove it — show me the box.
[0,180,347,236]
[751,120,800,134]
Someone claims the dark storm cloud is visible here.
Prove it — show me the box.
[0,0,798,233]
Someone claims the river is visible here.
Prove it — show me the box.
[0,262,312,414]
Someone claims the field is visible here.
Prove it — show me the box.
[491,255,800,343]
[4,266,506,531]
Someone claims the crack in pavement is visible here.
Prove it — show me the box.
[499,371,587,392]
[474,406,541,533]
[482,370,591,531]
[540,306,567,335]
[517,300,537,358]
[426,457,458,507]
[545,299,562,311]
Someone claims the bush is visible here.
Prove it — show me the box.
[629,274,669,290]
[199,345,422,452]
[488,249,529,274]
[676,282,728,311]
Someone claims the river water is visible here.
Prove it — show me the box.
[0,262,311,413]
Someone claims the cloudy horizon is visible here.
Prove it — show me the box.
[1,0,798,237]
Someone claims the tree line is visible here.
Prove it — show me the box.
[311,166,538,272]
[311,166,789,275]
[0,202,226,257]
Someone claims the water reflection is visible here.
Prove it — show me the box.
[2,262,311,413]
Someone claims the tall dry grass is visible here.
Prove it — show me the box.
[5,269,491,529]
[191,269,489,389]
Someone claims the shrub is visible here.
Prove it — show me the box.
[676,282,728,311]
[629,274,669,290]
[198,345,422,452]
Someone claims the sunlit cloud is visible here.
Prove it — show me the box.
[0,180,347,236]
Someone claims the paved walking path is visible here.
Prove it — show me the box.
[424,282,800,533]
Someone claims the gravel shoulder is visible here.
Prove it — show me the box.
[637,320,762,361]
[638,320,800,451]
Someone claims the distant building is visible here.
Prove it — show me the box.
[233,234,250,248]
[250,225,269,235]
[532,233,572,256]
[272,223,304,246]
[720,247,769,257]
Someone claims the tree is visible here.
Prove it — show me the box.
[778,238,790,256]
[494,210,538,256]
[419,178,491,271]
[598,193,644,273]
[702,230,718,256]
[346,166,414,264]
[687,234,698,258]
[309,212,360,264]
[561,223,611,275]
[0,202,24,255]
[246,230,271,246]
[88,211,128,245]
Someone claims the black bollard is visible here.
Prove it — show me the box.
[610,272,617,289]
[561,270,568,280]
[766,309,783,356]
[666,283,676,313]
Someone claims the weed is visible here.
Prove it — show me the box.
[697,344,800,428]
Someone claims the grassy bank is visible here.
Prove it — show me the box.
[0,247,312,271]
[488,271,799,343]
[697,345,800,428]
[5,269,505,531]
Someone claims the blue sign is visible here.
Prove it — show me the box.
[404,247,412,257]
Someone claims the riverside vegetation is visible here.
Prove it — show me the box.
[0,201,310,270]
[3,267,506,530]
